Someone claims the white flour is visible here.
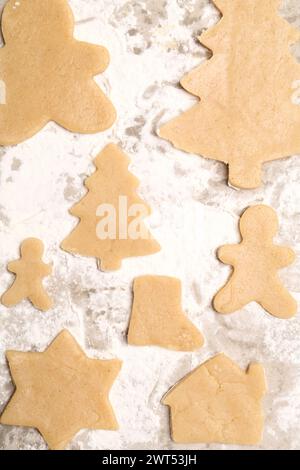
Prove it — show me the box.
[0,0,300,450]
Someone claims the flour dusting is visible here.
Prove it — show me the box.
[0,0,300,450]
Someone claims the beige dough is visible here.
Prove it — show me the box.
[159,0,300,189]
[163,354,266,445]
[61,144,161,272]
[0,0,116,145]
[0,330,122,450]
[128,276,204,351]
[214,205,297,319]
[1,238,53,312]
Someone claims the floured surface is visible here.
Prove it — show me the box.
[0,0,300,450]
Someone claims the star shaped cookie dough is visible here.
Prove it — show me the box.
[0,330,122,450]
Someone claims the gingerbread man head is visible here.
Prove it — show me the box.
[20,238,44,260]
[2,0,73,43]
[240,205,279,243]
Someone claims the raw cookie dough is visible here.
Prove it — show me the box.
[0,0,116,145]
[214,205,297,319]
[159,0,300,189]
[128,276,204,351]
[163,354,266,445]
[61,144,161,272]
[1,238,53,312]
[0,330,122,450]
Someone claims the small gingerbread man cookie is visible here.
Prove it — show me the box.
[214,205,297,319]
[2,238,53,312]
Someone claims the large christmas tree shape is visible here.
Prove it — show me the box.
[160,0,300,189]
[61,144,161,272]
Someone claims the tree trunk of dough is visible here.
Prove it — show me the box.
[97,257,122,272]
[228,160,262,190]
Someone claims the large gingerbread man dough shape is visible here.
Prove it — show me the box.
[0,0,116,145]
[214,205,297,319]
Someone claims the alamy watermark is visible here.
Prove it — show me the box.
[96,195,152,240]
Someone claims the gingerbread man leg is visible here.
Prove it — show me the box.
[213,278,253,314]
[259,283,297,319]
[1,283,27,307]
[29,289,53,312]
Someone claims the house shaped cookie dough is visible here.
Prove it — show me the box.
[163,354,266,445]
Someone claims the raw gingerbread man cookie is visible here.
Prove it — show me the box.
[214,205,297,319]
[128,276,204,351]
[0,330,122,450]
[1,238,53,312]
[0,0,116,145]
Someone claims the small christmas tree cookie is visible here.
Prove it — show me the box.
[61,144,161,272]
[0,0,116,145]
[159,0,300,189]
[214,205,297,319]
[2,238,53,312]
[128,276,204,351]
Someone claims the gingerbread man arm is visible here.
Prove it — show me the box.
[36,262,53,278]
[217,245,240,265]
[273,246,296,268]
[75,42,110,75]
[7,261,20,274]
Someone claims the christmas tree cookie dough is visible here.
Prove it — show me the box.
[159,0,300,189]
[0,0,116,145]
[61,144,161,272]
[128,276,204,351]
[1,238,53,312]
[163,354,266,445]
[214,205,297,319]
[0,330,122,450]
